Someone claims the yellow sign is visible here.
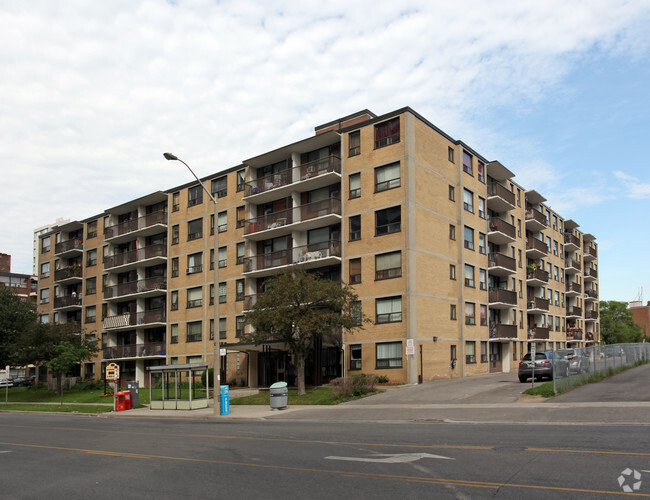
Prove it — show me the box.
[105,362,120,381]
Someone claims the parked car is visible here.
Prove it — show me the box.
[559,348,590,374]
[518,350,570,383]
[0,378,12,388]
[11,376,35,387]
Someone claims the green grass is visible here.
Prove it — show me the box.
[0,403,113,413]
[231,387,340,405]
[2,385,151,405]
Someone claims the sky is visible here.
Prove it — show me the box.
[1,0,649,302]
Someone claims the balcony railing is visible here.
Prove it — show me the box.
[103,309,166,330]
[487,182,516,206]
[566,329,583,340]
[488,217,516,239]
[584,246,597,259]
[566,282,582,294]
[526,238,548,254]
[103,342,166,359]
[489,323,517,339]
[55,238,83,255]
[525,208,547,227]
[488,252,516,273]
[585,289,598,299]
[54,266,83,282]
[244,155,341,197]
[565,258,581,270]
[526,268,549,283]
[527,296,549,311]
[527,327,549,339]
[567,306,582,317]
[243,294,258,310]
[243,240,341,273]
[488,288,517,305]
[103,276,167,299]
[104,244,167,269]
[103,210,167,240]
[584,267,597,279]
[586,310,599,319]
[244,198,342,235]
[564,232,580,248]
[54,294,82,309]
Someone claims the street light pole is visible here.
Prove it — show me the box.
[164,152,221,416]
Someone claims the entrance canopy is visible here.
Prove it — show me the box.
[146,363,210,410]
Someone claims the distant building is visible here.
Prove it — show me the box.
[0,253,38,301]
[629,301,650,340]
[33,218,70,275]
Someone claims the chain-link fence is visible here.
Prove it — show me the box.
[549,343,650,393]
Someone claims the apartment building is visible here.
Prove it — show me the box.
[1,253,38,301]
[35,107,600,387]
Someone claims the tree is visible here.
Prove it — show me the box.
[242,267,367,395]
[0,286,38,367]
[600,301,643,344]
[46,340,95,402]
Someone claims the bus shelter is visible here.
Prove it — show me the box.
[147,363,210,410]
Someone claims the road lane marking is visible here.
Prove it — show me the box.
[0,440,648,497]
[325,452,454,463]
[528,447,650,457]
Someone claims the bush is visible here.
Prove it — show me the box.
[331,373,377,400]
[376,375,389,384]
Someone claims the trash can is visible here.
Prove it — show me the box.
[116,391,126,412]
[127,381,139,407]
[220,385,230,415]
[270,381,288,410]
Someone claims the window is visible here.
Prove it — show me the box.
[375,251,401,280]
[85,306,96,324]
[374,117,400,148]
[40,314,49,324]
[349,131,360,157]
[464,264,475,288]
[171,225,179,245]
[171,290,178,311]
[172,191,180,212]
[464,226,474,250]
[349,258,361,284]
[40,262,50,279]
[478,233,486,254]
[187,321,202,342]
[187,252,202,274]
[170,324,178,344]
[479,269,487,291]
[480,304,487,326]
[86,277,96,295]
[210,249,214,270]
[451,345,457,363]
[210,214,214,235]
[236,279,245,301]
[236,316,245,338]
[465,302,476,325]
[448,146,455,163]
[513,341,517,360]
[101,304,107,320]
[553,215,558,230]
[449,224,456,240]
[188,185,203,206]
[350,344,362,370]
[212,176,227,198]
[449,185,455,201]
[376,341,402,368]
[41,236,50,253]
[236,206,246,228]
[466,341,476,364]
[351,300,362,326]
[477,161,485,183]
[463,189,473,213]
[40,288,49,304]
[376,296,402,323]
[236,242,245,264]
[555,291,560,306]
[554,266,559,281]
[218,211,227,233]
[463,151,473,175]
[553,240,558,256]
[450,304,457,320]
[375,206,401,235]
[102,274,108,290]
[171,257,179,278]
[86,249,97,267]
[349,215,361,241]
[236,169,246,192]
[349,173,361,199]
[478,197,486,218]
[375,162,400,192]
[481,341,488,363]
[450,264,456,280]
[188,219,203,240]
[218,282,227,304]
[87,220,97,239]
[219,318,227,339]
[187,287,203,308]
[218,247,227,268]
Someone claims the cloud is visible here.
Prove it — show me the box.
[614,171,650,199]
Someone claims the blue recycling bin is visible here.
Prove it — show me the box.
[219,385,230,415]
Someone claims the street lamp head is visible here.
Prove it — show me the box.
[163,152,178,161]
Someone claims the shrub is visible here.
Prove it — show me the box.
[331,373,377,400]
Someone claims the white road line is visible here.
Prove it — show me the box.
[325,452,454,463]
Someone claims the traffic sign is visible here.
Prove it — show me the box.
[105,362,119,381]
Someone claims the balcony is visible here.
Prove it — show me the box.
[583,245,597,261]
[54,265,83,283]
[53,294,83,311]
[243,155,341,204]
[527,327,549,340]
[584,267,598,281]
[566,329,583,341]
[243,240,341,278]
[243,294,258,311]
[103,309,166,330]
[564,232,580,251]
[526,268,549,286]
[525,209,547,232]
[490,323,517,339]
[564,258,581,274]
[566,305,582,318]
[103,342,166,360]
[488,252,516,276]
[104,244,167,272]
[525,238,548,259]
[104,210,168,243]
[244,198,342,241]
[488,217,516,245]
[584,289,598,301]
[527,296,549,312]
[55,238,84,257]
[488,288,517,308]
[487,182,515,212]
[566,281,582,296]
[585,309,599,320]
[103,276,167,300]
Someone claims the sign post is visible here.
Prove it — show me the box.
[2,365,9,405]
[105,363,120,411]
[530,343,536,390]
